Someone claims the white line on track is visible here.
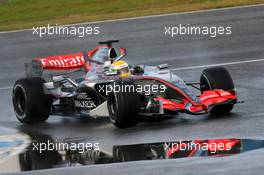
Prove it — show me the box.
[0,58,264,90]
[170,58,264,71]
[0,3,264,34]
[0,86,12,90]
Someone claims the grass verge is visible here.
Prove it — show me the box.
[0,0,264,31]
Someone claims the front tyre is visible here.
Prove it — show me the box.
[200,66,235,114]
[12,77,53,123]
[107,80,140,128]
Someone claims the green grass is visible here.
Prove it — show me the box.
[0,0,264,31]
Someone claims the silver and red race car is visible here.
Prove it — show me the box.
[12,40,238,128]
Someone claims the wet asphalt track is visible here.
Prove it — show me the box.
[0,4,264,175]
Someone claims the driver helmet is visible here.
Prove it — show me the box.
[110,60,131,78]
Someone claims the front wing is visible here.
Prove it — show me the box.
[154,89,236,114]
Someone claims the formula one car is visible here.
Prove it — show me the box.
[12,40,237,128]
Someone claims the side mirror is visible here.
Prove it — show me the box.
[158,63,168,70]
[115,48,127,61]
[120,48,126,56]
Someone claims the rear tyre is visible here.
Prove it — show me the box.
[107,80,140,128]
[12,77,53,123]
[200,66,234,114]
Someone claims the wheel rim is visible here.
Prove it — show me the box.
[108,93,117,121]
[14,86,26,117]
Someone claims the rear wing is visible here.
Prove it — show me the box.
[25,52,88,77]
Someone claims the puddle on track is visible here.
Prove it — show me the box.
[1,128,264,172]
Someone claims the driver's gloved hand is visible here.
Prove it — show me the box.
[133,65,144,74]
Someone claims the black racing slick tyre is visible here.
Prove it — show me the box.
[107,80,140,128]
[12,77,53,124]
[200,66,235,114]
